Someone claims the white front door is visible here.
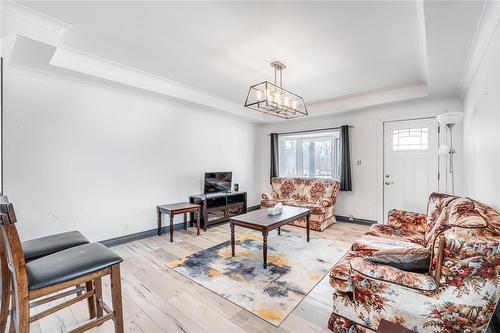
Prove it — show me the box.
[383,118,438,223]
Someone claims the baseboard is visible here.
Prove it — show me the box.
[102,207,260,247]
[335,215,376,225]
[100,223,187,247]
[241,207,377,225]
[100,209,375,248]
[250,207,377,225]
[252,206,376,225]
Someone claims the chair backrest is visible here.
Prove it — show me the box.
[270,177,340,203]
[0,197,28,333]
[0,198,24,265]
[271,178,302,200]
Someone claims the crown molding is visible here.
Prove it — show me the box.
[0,35,17,62]
[0,1,71,47]
[413,0,429,83]
[49,46,264,121]
[5,62,260,127]
[264,96,461,126]
[458,0,500,98]
[306,82,428,117]
[4,34,266,122]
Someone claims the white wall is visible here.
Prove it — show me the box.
[4,66,258,242]
[462,13,500,210]
[4,65,469,241]
[255,98,463,223]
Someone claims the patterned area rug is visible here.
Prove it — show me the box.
[167,229,346,326]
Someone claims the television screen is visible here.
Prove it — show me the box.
[204,172,232,194]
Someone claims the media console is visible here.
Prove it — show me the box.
[189,192,247,230]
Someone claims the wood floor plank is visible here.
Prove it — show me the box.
[230,310,288,333]
[120,272,206,333]
[33,221,368,332]
[125,312,165,333]
[166,291,246,333]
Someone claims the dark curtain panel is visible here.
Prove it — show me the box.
[340,125,352,191]
[270,133,279,184]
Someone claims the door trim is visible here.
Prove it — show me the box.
[378,116,438,224]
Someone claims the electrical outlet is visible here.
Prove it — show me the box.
[349,215,354,221]
[356,160,362,166]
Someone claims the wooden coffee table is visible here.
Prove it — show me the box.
[229,206,311,268]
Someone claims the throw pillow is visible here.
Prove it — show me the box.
[365,247,430,273]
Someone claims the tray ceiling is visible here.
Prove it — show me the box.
[2,1,486,121]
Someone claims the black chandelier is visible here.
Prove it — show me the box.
[244,61,308,119]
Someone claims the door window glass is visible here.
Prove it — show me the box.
[392,127,428,151]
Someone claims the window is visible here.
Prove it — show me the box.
[392,127,429,151]
[278,131,341,179]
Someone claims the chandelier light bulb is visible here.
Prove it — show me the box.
[291,100,297,109]
[266,88,272,99]
[284,97,290,107]
[255,90,263,101]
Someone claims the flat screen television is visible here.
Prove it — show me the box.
[204,172,232,194]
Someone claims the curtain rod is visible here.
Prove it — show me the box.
[268,125,354,136]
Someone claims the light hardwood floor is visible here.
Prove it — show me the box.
[30,221,369,333]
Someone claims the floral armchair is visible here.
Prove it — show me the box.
[261,177,340,231]
[328,193,500,333]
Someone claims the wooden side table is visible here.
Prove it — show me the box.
[157,203,201,242]
[377,319,416,333]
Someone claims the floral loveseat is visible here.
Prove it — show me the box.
[328,193,500,333]
[261,177,340,231]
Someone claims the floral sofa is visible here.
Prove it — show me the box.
[328,192,500,333]
[261,177,340,231]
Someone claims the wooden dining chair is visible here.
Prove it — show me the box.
[0,196,95,332]
[0,200,124,333]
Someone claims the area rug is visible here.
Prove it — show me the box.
[167,229,346,326]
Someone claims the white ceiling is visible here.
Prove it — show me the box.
[3,1,486,121]
[424,0,486,96]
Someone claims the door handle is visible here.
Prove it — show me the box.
[384,181,395,185]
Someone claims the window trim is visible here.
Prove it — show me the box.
[277,130,340,179]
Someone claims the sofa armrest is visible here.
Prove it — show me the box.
[388,209,427,234]
[318,198,333,208]
[329,180,340,206]
[350,258,437,291]
[261,192,278,200]
[431,229,500,290]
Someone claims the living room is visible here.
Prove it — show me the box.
[0,1,499,332]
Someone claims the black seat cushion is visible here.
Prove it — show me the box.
[22,231,89,261]
[26,243,123,291]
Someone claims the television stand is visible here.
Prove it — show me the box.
[189,192,247,230]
